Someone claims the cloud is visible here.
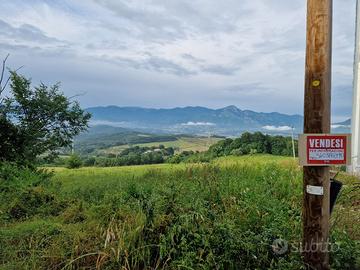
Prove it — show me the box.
[0,0,356,119]
[0,19,67,50]
[331,124,350,129]
[143,56,195,76]
[262,125,293,132]
[181,53,204,63]
[0,19,54,42]
[224,83,274,95]
[90,120,128,127]
[181,122,216,126]
[202,65,239,76]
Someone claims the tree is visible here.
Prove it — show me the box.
[83,157,96,167]
[0,58,91,165]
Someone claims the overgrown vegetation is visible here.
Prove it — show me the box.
[0,156,359,269]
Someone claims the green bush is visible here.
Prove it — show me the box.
[6,186,65,220]
[0,162,64,222]
[0,162,51,192]
[66,154,82,169]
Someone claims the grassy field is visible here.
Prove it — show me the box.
[98,136,222,155]
[0,155,359,269]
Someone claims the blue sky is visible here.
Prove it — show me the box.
[0,0,356,121]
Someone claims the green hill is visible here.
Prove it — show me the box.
[74,125,179,154]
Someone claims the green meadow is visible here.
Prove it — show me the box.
[0,155,359,269]
[97,136,222,156]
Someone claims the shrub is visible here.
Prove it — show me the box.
[0,162,51,191]
[7,186,64,220]
[0,162,62,222]
[66,154,82,169]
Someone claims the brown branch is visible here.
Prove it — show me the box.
[68,91,87,100]
[0,54,10,94]
[0,54,23,97]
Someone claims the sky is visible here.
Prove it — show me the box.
[0,0,356,121]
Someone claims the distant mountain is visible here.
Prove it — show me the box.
[86,105,304,136]
[333,119,351,126]
[332,118,351,134]
[79,125,131,138]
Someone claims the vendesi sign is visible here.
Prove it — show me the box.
[298,134,351,166]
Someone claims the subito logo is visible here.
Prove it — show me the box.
[271,239,289,255]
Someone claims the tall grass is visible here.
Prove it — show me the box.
[0,155,359,269]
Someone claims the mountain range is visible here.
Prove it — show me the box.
[84,106,351,136]
[86,105,304,136]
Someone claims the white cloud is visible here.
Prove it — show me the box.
[331,124,350,129]
[90,120,128,127]
[262,125,292,132]
[181,122,216,126]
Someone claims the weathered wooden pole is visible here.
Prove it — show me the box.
[303,0,332,269]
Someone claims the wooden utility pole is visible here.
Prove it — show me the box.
[303,0,332,269]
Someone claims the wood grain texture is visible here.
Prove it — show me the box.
[303,0,332,269]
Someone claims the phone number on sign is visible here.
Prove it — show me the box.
[309,149,345,161]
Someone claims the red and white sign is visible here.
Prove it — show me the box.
[299,134,351,166]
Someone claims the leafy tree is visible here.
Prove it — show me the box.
[151,152,164,164]
[208,138,233,157]
[141,153,152,164]
[0,64,90,165]
[166,154,183,164]
[164,147,175,156]
[83,157,96,167]
[231,148,245,156]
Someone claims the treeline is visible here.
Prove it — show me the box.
[53,132,298,168]
[75,131,178,154]
[46,145,176,168]
[91,145,174,167]
[208,132,298,157]
[168,132,298,164]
